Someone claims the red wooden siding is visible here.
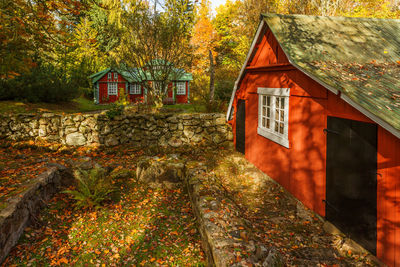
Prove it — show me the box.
[96,71,190,104]
[128,84,145,103]
[168,83,173,98]
[231,27,400,267]
[98,71,128,104]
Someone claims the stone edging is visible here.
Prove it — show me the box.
[185,163,282,267]
[0,164,73,263]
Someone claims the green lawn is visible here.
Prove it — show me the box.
[0,97,113,114]
[161,103,206,113]
[0,98,210,115]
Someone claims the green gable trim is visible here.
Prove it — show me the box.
[262,13,400,135]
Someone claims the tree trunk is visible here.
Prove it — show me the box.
[209,50,215,103]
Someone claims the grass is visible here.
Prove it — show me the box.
[0,97,113,114]
[161,103,206,113]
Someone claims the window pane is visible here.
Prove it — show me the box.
[281,98,285,109]
[267,96,270,106]
[276,97,279,107]
[266,119,270,128]
[275,109,279,120]
[280,123,284,134]
[262,107,266,116]
[275,121,279,132]
[263,96,266,105]
[262,117,265,127]
[280,110,284,121]
[267,108,270,117]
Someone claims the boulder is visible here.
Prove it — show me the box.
[65,132,87,146]
[136,157,185,189]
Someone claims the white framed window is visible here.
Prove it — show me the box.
[108,82,118,95]
[114,72,118,80]
[108,72,112,80]
[130,84,141,94]
[176,82,186,95]
[257,87,290,148]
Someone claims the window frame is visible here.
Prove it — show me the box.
[114,72,118,80]
[130,83,141,95]
[108,72,112,80]
[257,87,290,148]
[176,82,186,95]
[108,82,118,96]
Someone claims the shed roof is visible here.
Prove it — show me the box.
[263,13,400,135]
[228,14,400,138]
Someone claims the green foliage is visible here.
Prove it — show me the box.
[106,88,129,119]
[0,63,79,103]
[64,168,115,209]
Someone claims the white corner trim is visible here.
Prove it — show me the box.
[257,127,289,148]
[340,94,400,139]
[257,87,290,96]
[226,20,266,121]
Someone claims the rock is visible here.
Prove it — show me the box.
[183,127,195,139]
[215,117,226,125]
[296,202,313,221]
[105,135,119,146]
[64,126,78,135]
[168,137,182,147]
[136,158,184,188]
[65,132,87,146]
[262,248,283,266]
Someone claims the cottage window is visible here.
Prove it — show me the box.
[108,83,118,95]
[176,82,186,95]
[114,72,118,80]
[257,87,290,148]
[130,84,141,94]
[108,73,112,80]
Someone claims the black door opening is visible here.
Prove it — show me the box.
[326,116,377,255]
[236,99,245,154]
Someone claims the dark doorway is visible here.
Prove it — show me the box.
[236,99,245,153]
[326,116,377,255]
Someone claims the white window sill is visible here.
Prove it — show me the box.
[257,127,289,148]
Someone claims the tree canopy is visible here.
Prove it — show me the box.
[0,0,398,103]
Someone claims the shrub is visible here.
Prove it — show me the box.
[64,168,115,209]
[105,87,129,119]
[0,63,80,102]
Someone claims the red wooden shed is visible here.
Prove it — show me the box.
[227,14,400,266]
[89,66,192,105]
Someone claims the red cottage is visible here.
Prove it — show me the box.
[227,14,400,266]
[89,66,192,105]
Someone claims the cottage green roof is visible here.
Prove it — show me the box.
[262,13,400,134]
[90,66,192,84]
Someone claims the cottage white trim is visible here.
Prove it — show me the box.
[257,87,290,148]
[108,82,118,95]
[176,82,186,95]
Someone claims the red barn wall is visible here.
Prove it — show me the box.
[231,26,400,266]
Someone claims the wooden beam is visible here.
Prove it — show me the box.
[245,63,295,71]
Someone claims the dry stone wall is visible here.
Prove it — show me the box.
[0,164,73,263]
[0,113,232,147]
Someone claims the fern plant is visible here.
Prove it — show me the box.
[64,168,115,209]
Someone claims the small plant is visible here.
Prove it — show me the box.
[64,168,115,209]
[106,87,129,119]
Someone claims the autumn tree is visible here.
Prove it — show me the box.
[114,0,195,107]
